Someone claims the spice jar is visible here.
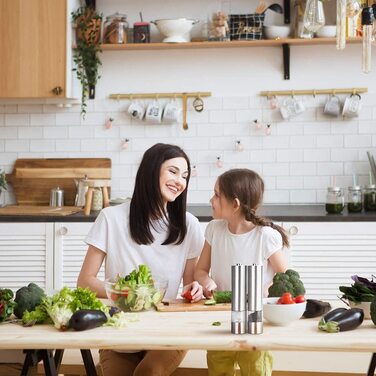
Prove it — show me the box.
[347,186,362,213]
[103,12,129,44]
[91,188,103,211]
[325,186,344,214]
[363,184,376,211]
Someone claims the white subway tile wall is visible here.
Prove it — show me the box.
[1,93,376,205]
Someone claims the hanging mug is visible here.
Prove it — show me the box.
[342,93,362,117]
[324,95,341,117]
[193,97,204,112]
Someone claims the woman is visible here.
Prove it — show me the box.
[77,143,205,376]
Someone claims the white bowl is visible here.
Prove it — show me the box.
[152,18,199,43]
[263,297,307,326]
[348,301,371,320]
[263,25,291,39]
[316,25,336,38]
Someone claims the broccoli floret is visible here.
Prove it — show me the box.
[285,269,300,279]
[14,283,46,319]
[268,269,306,297]
[268,281,293,297]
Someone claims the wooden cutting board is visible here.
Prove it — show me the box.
[156,299,231,312]
[6,158,111,205]
[0,205,83,216]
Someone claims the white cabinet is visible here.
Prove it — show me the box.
[283,222,376,300]
[0,223,54,291]
[54,222,105,289]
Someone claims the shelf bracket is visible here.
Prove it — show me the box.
[284,0,291,24]
[282,43,290,80]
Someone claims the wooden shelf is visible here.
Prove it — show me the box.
[101,38,361,51]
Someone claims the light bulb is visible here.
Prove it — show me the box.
[336,0,346,50]
[265,124,272,136]
[253,119,262,129]
[235,141,244,151]
[105,118,114,129]
[216,157,223,168]
[121,138,130,150]
[303,0,325,32]
[361,7,374,73]
[191,165,197,177]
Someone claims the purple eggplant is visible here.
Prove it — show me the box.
[318,308,364,333]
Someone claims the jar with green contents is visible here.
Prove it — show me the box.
[363,184,376,211]
[325,187,344,214]
[347,186,363,213]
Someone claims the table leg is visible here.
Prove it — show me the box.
[21,350,41,376]
[54,349,64,370]
[367,352,376,376]
[40,350,58,376]
[81,349,98,376]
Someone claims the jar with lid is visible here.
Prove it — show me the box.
[325,186,344,214]
[103,12,129,44]
[347,186,362,212]
[363,184,376,211]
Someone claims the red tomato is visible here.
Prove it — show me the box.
[294,295,306,303]
[182,290,193,301]
[277,292,295,304]
[111,293,119,301]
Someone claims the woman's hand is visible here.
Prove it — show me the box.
[181,281,203,303]
[203,279,217,299]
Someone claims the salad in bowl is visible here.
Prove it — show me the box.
[105,265,168,312]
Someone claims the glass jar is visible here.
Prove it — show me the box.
[325,187,344,214]
[363,184,376,211]
[347,186,362,212]
[103,12,129,44]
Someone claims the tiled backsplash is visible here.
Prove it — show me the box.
[1,92,375,205]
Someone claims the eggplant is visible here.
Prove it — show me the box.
[69,309,107,331]
[302,299,332,318]
[321,307,348,322]
[318,308,364,333]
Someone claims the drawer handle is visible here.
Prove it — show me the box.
[59,226,68,236]
[289,226,298,235]
[52,86,63,96]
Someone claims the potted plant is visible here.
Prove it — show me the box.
[72,6,102,118]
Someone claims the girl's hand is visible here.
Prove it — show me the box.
[181,281,203,303]
[203,279,217,299]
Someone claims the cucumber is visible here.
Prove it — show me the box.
[213,291,232,304]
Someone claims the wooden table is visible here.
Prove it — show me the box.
[1,311,375,375]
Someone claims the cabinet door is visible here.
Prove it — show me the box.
[0,223,54,292]
[54,223,105,289]
[0,0,66,98]
[284,222,376,299]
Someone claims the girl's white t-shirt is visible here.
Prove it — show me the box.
[85,201,204,300]
[205,219,283,291]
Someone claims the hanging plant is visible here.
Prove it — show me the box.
[72,6,102,118]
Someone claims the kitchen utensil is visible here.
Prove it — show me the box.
[84,179,111,216]
[342,93,362,117]
[231,264,247,334]
[74,175,89,207]
[323,95,341,116]
[248,264,263,335]
[316,25,337,37]
[6,158,111,206]
[263,25,291,39]
[366,151,376,182]
[151,18,199,43]
[155,299,231,312]
[263,297,307,326]
[50,187,64,207]
[263,3,284,14]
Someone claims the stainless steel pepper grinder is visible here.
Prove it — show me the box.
[231,264,247,334]
[247,264,263,334]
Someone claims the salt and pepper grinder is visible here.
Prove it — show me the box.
[231,264,247,334]
[247,264,263,335]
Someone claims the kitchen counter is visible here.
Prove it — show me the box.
[0,310,375,352]
[0,204,376,222]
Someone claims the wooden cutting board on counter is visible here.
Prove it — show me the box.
[156,299,231,312]
[0,205,83,216]
[6,158,111,205]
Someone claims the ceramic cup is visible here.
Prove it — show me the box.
[145,100,162,124]
[127,101,145,120]
[163,100,182,123]
[324,95,341,117]
[342,94,362,118]
[280,97,305,120]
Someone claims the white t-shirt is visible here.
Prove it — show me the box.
[85,201,204,300]
[205,219,283,291]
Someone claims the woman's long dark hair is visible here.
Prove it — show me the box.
[129,143,191,245]
[218,169,289,248]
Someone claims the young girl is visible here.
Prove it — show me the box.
[194,168,289,376]
[77,143,205,376]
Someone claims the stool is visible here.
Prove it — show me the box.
[84,179,111,216]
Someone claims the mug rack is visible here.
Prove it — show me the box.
[109,91,212,130]
[260,87,368,97]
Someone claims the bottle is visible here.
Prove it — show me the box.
[103,12,129,44]
[325,187,344,214]
[363,184,376,211]
[361,7,374,73]
[347,186,363,212]
[91,188,103,211]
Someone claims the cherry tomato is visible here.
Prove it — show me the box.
[111,293,119,301]
[182,290,193,301]
[294,295,306,303]
[277,292,295,304]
